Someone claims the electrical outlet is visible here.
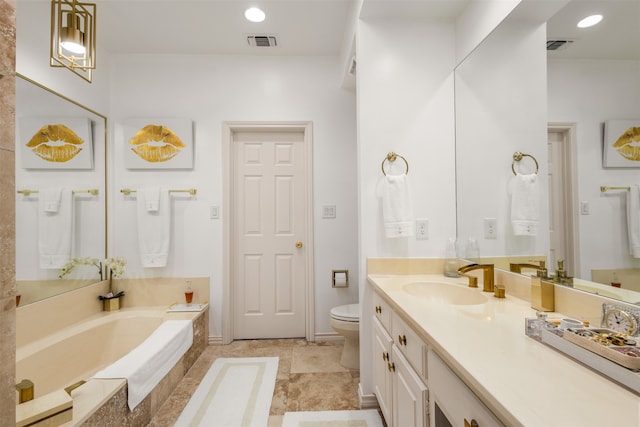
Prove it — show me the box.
[416,219,428,240]
[484,218,497,239]
[323,205,336,219]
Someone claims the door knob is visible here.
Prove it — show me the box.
[296,241,303,248]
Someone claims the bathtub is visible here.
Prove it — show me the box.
[16,306,207,426]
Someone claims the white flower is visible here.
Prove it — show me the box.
[59,257,101,279]
[105,257,126,278]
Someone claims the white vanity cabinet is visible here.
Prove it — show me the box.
[428,350,503,427]
[372,291,428,427]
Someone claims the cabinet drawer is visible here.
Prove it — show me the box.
[391,311,425,378]
[373,291,392,332]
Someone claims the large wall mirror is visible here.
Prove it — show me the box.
[15,74,107,306]
[456,0,640,304]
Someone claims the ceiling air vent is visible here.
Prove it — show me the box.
[546,40,573,51]
[247,35,278,48]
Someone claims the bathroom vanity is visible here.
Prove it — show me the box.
[368,273,639,427]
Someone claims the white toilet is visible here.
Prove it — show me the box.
[330,303,360,370]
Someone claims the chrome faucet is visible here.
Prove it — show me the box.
[458,263,495,292]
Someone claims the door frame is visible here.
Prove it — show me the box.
[222,121,315,344]
[547,122,580,276]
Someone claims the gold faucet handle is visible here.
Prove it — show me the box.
[467,276,478,288]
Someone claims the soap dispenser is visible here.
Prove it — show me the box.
[530,261,554,312]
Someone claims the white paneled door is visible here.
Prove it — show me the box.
[231,127,310,339]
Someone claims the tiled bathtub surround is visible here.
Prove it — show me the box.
[15,278,209,425]
[0,0,16,422]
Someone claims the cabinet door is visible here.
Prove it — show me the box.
[428,350,503,427]
[373,317,393,425]
[392,345,429,427]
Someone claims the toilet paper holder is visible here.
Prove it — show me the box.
[332,270,349,288]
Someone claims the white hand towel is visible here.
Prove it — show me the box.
[626,185,640,258]
[92,320,193,411]
[38,188,73,269]
[509,173,539,236]
[144,187,161,212]
[41,188,62,213]
[136,187,171,267]
[378,174,414,238]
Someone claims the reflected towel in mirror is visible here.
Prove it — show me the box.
[626,185,640,258]
[38,188,73,269]
[509,173,539,236]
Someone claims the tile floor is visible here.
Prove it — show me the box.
[147,339,373,426]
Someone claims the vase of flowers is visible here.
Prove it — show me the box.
[100,257,126,311]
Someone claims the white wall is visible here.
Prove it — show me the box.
[356,17,456,395]
[548,59,640,279]
[108,54,358,338]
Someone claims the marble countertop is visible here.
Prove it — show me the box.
[368,273,640,427]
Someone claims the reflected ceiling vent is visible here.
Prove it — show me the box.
[546,40,574,51]
[247,35,278,48]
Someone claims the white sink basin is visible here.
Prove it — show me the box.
[402,282,489,305]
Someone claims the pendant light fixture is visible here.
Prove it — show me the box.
[50,0,96,83]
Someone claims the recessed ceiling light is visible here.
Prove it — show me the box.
[245,7,266,23]
[577,14,603,28]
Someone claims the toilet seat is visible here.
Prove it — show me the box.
[330,304,359,322]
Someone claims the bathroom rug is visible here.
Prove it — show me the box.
[281,409,384,427]
[174,356,278,427]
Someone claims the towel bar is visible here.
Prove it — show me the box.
[381,152,409,176]
[120,188,197,196]
[512,152,539,176]
[600,186,630,192]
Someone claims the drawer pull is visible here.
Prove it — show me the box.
[387,362,396,372]
[375,305,382,314]
[464,419,479,427]
[398,334,407,345]
[382,352,389,362]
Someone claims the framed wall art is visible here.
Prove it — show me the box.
[122,118,194,169]
[603,120,640,168]
[19,117,94,169]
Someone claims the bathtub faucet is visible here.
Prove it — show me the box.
[16,379,34,403]
[65,380,86,395]
[458,263,495,292]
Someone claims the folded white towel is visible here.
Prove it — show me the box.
[92,320,193,411]
[627,185,640,258]
[136,187,171,267]
[38,188,73,269]
[509,173,539,236]
[41,188,62,213]
[378,174,414,238]
[143,187,161,212]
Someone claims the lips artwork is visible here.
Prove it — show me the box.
[26,124,84,163]
[129,124,186,163]
[612,127,640,162]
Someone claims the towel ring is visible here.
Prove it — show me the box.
[512,152,539,176]
[381,152,409,176]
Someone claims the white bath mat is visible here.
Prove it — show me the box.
[282,410,384,427]
[174,357,278,427]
